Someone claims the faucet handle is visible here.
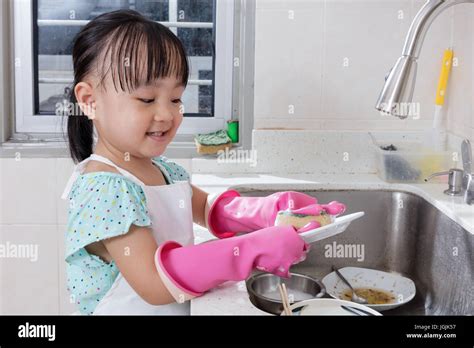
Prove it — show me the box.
[465,173,474,205]
[424,168,464,196]
[461,139,472,174]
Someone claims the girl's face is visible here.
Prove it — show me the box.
[93,74,185,159]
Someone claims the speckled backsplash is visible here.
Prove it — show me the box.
[192,130,466,175]
[252,130,375,174]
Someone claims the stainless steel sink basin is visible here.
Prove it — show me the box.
[238,186,473,315]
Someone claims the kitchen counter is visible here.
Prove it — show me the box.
[189,172,474,315]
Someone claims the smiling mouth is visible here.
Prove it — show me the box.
[146,130,168,137]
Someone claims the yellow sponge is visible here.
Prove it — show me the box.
[275,210,333,229]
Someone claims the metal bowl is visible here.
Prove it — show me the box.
[246,272,326,315]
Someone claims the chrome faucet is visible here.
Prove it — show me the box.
[462,140,473,205]
[425,139,474,205]
[375,0,474,118]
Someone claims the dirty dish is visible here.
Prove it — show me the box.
[322,267,416,311]
[282,298,382,316]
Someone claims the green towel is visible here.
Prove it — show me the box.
[195,129,231,146]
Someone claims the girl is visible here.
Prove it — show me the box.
[61,10,345,315]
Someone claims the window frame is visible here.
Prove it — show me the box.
[2,0,255,158]
[13,0,234,135]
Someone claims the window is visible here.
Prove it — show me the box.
[13,0,235,135]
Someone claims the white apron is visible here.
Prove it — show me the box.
[61,154,194,315]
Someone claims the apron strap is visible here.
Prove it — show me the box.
[88,154,146,186]
[91,154,173,186]
[61,157,94,200]
[60,154,146,200]
[61,169,81,200]
[152,160,172,185]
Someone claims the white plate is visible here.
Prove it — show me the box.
[322,267,416,311]
[299,212,365,244]
[282,298,382,316]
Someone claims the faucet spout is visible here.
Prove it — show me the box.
[403,0,473,58]
[375,0,474,118]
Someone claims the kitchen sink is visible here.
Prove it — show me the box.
[237,186,473,315]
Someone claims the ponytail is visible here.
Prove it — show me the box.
[67,86,93,163]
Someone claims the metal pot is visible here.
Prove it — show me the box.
[246,272,326,315]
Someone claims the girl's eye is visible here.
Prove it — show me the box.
[172,99,182,104]
[139,98,155,104]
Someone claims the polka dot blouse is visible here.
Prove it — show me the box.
[64,156,190,315]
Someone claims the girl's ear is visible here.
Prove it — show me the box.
[74,81,97,120]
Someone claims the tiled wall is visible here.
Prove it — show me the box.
[254,0,474,143]
[448,1,474,143]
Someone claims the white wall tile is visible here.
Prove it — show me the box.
[254,1,324,119]
[446,3,474,143]
[322,0,412,121]
[472,6,474,136]
[0,160,4,224]
[0,224,59,314]
[257,0,323,10]
[0,158,57,224]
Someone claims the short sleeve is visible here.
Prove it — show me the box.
[65,173,151,264]
[153,156,191,182]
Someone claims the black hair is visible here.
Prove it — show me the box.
[66,9,189,163]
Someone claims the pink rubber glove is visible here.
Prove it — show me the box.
[206,190,346,238]
[155,225,308,301]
